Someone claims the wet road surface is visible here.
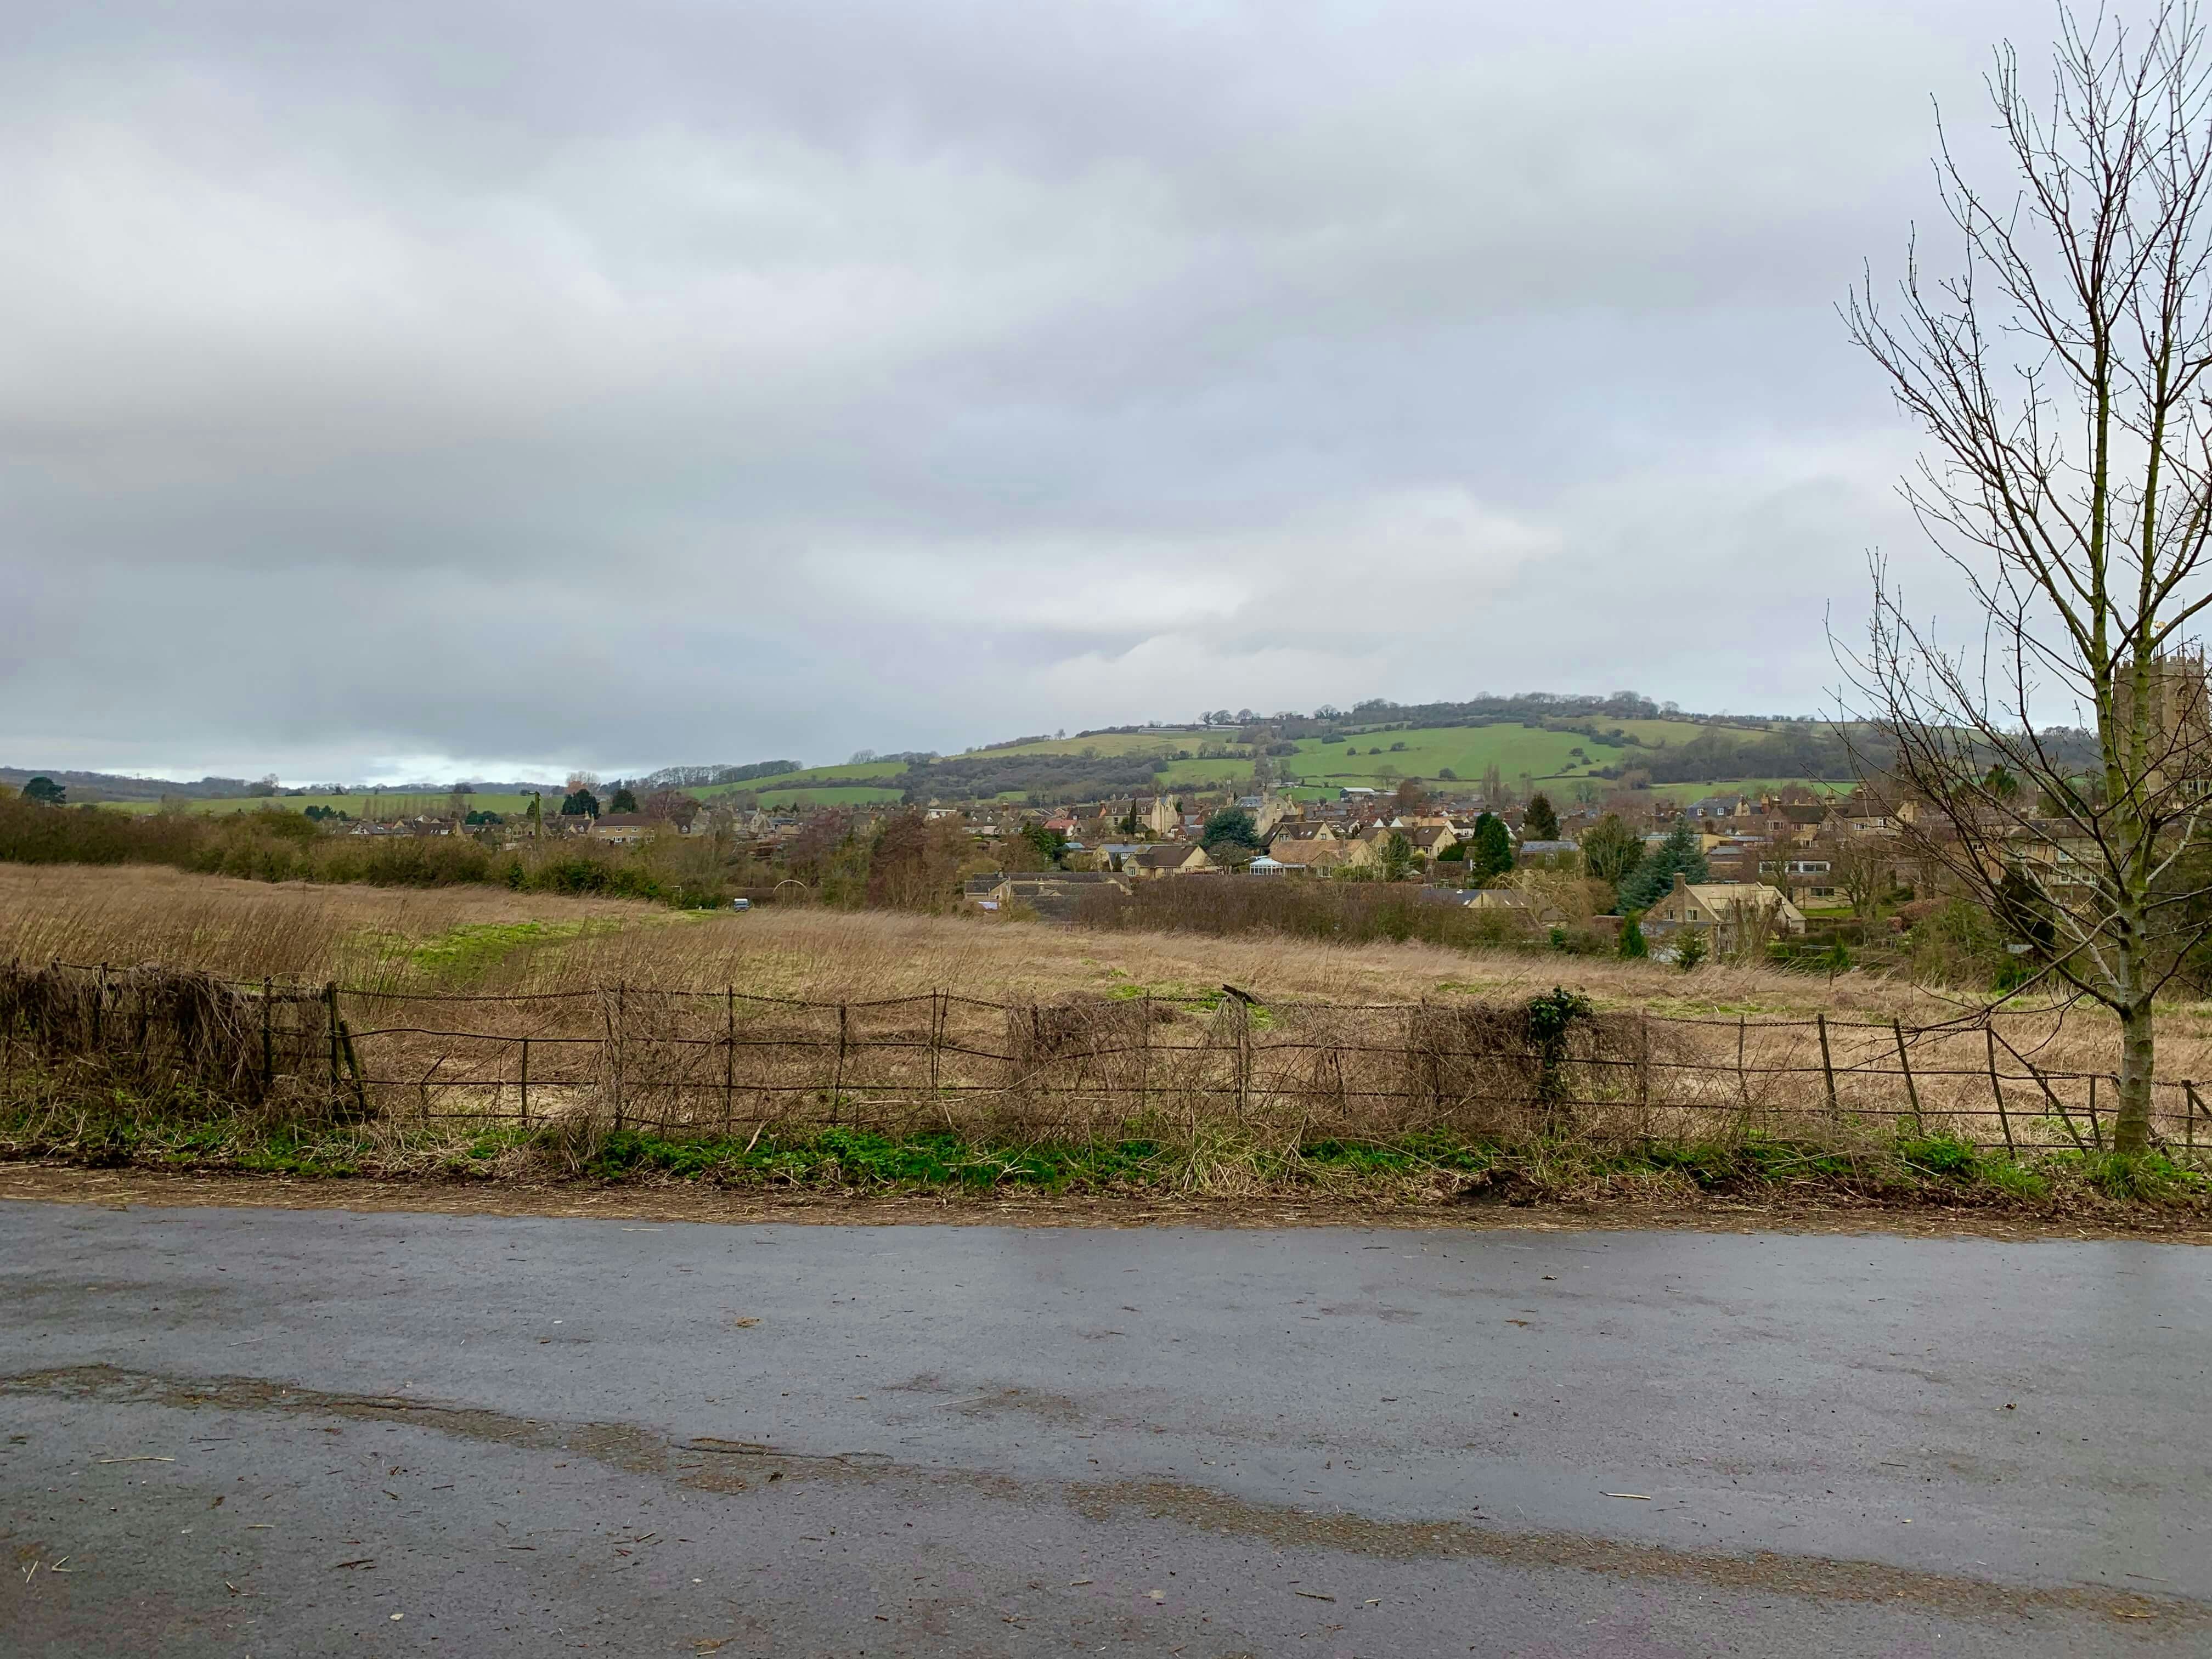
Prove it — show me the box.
[2,1200,2205,1655]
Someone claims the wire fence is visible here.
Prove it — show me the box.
[4,958,2210,1157]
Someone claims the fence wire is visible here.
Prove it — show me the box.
[4,959,2209,1155]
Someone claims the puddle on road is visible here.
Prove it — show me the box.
[2,1361,2193,1629]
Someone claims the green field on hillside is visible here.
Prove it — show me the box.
[692,732,1227,797]
[691,718,1827,805]
[1282,722,1669,787]
[1642,777,1852,804]
[1276,775,1849,807]
[1150,758,1256,788]
[976,730,1205,759]
[695,759,912,795]
[59,714,1839,822]
[751,786,908,808]
[1601,717,1774,746]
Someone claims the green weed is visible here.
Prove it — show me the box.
[402,919,602,980]
[1979,1158,2051,1199]
[2074,1150,2211,1203]
[4,1057,2208,1214]
[1895,1133,1982,1178]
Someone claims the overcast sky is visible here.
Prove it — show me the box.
[2,1,2045,783]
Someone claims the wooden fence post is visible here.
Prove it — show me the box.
[1986,1026,2015,1156]
[1032,1004,1047,1127]
[724,987,736,1137]
[336,1017,368,1119]
[261,978,274,1096]
[324,982,341,1105]
[1893,1020,1921,1128]
[1816,1013,1839,1128]
[612,981,627,1133]
[1637,1011,1651,1138]
[2087,1076,2104,1153]
[1235,998,1252,1125]
[1139,992,1152,1118]
[2005,1035,2089,1156]
[927,991,944,1100]
[1736,1015,1750,1125]
[831,1003,849,1124]
[2187,1080,2202,1156]
[1411,1004,1429,1118]
[519,1036,531,1125]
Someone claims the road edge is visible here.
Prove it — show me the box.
[4,1161,2208,1241]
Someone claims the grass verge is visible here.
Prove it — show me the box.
[5,1077,2209,1220]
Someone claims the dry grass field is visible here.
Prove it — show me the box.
[8,864,2212,1165]
[0,861,2038,1015]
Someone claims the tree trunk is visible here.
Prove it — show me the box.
[2116,998,2156,1156]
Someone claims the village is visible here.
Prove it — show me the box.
[266,651,2207,968]
[309,772,1970,961]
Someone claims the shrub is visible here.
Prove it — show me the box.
[1070,878,1526,949]
[0,794,696,908]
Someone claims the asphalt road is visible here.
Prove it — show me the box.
[2,1201,2206,1657]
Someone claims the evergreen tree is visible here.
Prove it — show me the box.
[610,786,639,814]
[560,788,600,818]
[1379,830,1415,882]
[1617,913,1648,958]
[1523,792,1560,841]
[1019,821,1067,866]
[1200,806,1262,854]
[1618,819,1708,911]
[22,776,65,806]
[1469,812,1514,882]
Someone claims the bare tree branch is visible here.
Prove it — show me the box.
[1837,1,2212,1154]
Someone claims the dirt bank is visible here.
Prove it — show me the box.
[5,1162,2206,1242]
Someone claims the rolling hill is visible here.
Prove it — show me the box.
[8,692,1880,815]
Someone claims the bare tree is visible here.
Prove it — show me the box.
[642,788,702,830]
[1827,834,1895,921]
[1721,894,1782,965]
[1844,2,2212,1152]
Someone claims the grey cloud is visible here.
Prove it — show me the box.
[1,0,2029,780]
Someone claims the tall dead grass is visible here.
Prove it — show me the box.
[10,863,2212,1160]
[0,862,2012,1013]
[7,952,2205,1160]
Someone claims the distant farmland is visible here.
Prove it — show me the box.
[674,715,1822,804]
[48,711,1851,817]
[747,786,907,808]
[1271,720,1834,798]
